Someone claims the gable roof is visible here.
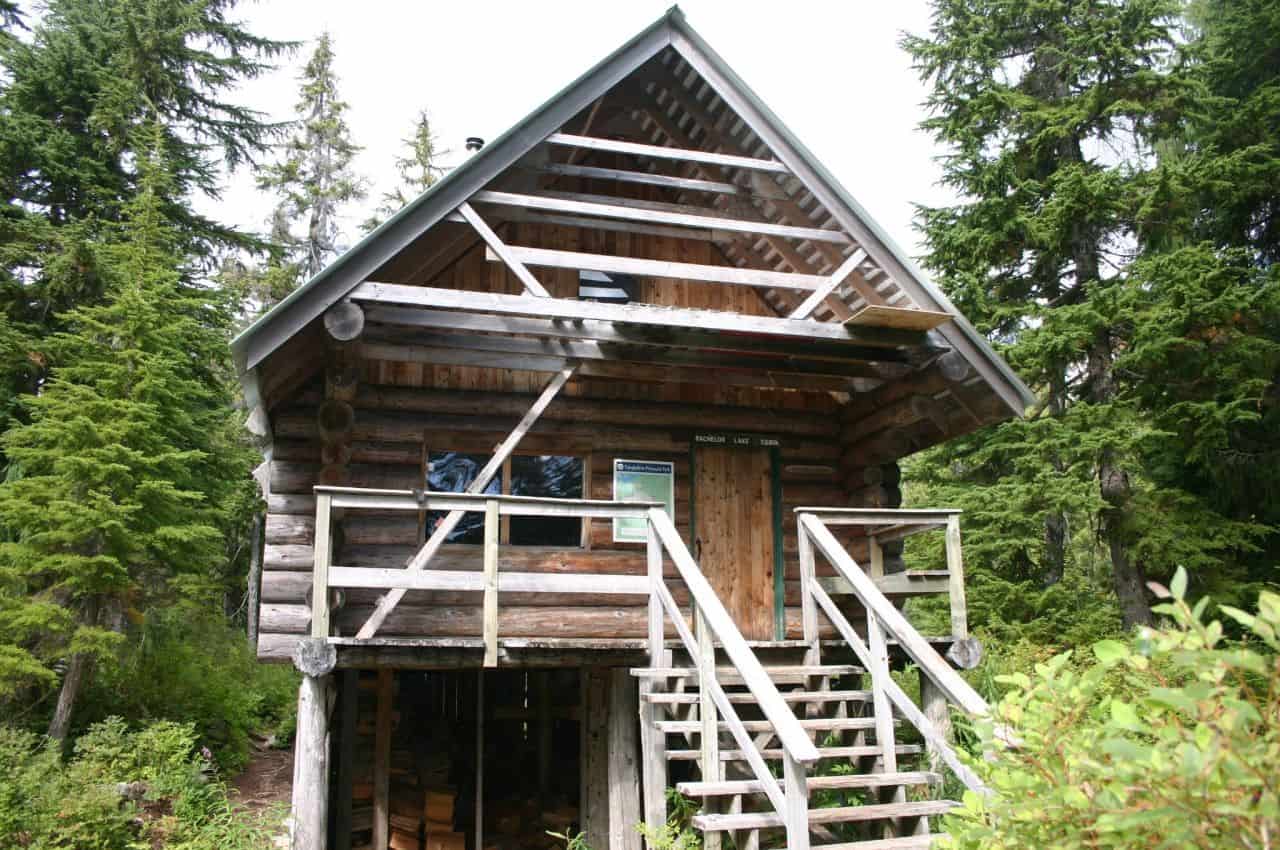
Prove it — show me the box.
[232,6,1034,415]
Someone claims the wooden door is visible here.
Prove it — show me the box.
[693,447,775,641]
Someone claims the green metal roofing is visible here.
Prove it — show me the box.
[233,5,1035,414]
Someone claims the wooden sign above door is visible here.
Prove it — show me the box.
[693,432,782,449]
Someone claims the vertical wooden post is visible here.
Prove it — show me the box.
[334,670,358,850]
[945,516,969,639]
[247,512,263,648]
[695,605,721,850]
[640,520,669,842]
[311,492,333,638]
[372,670,393,850]
[919,670,954,777]
[608,669,643,850]
[782,752,810,850]
[796,517,819,666]
[536,672,552,799]
[483,498,500,667]
[581,668,611,850]
[291,673,332,850]
[867,532,903,836]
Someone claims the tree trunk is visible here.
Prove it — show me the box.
[47,595,100,741]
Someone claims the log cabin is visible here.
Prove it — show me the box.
[233,8,1034,850]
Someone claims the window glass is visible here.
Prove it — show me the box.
[509,455,584,547]
[427,452,501,544]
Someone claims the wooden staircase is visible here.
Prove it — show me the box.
[633,508,993,850]
[633,659,956,849]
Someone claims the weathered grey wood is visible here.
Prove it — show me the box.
[334,670,357,850]
[473,189,850,244]
[581,668,611,850]
[482,499,499,668]
[695,605,721,796]
[920,672,953,777]
[843,395,947,445]
[247,513,263,648]
[363,305,920,360]
[456,201,551,297]
[534,161,753,196]
[648,509,819,763]
[319,487,656,518]
[486,245,829,291]
[945,515,969,639]
[372,670,392,850]
[546,131,789,173]
[311,493,333,638]
[317,400,355,445]
[691,799,955,831]
[354,366,576,638]
[677,771,941,797]
[799,514,989,718]
[782,753,811,850]
[291,674,331,850]
[936,350,972,382]
[326,566,650,595]
[797,522,819,663]
[351,282,921,347]
[655,716,880,734]
[946,637,983,670]
[789,249,868,320]
[324,301,365,342]
[292,637,337,677]
[608,668,643,850]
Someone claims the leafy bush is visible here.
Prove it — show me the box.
[942,568,1280,848]
[0,717,283,849]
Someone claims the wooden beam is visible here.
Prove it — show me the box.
[353,366,577,638]
[362,304,924,361]
[482,498,499,667]
[372,670,393,850]
[546,131,789,173]
[532,161,754,196]
[789,249,868,320]
[472,189,851,244]
[446,207,731,243]
[456,201,551,297]
[485,245,827,291]
[350,282,922,347]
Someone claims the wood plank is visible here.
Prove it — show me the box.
[845,305,952,331]
[455,202,550,297]
[482,499,499,667]
[608,668,643,850]
[327,566,650,595]
[691,800,955,831]
[310,493,333,638]
[486,245,828,291]
[677,772,941,797]
[372,670,393,850]
[945,515,969,639]
[790,250,868,320]
[350,282,922,347]
[546,132,789,173]
[533,161,752,196]
[353,367,577,638]
[472,189,850,244]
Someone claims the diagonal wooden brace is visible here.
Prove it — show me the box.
[456,201,551,297]
[354,365,577,638]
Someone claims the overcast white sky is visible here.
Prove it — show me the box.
[200,0,955,259]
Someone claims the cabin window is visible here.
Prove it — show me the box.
[426,451,584,547]
[578,269,636,303]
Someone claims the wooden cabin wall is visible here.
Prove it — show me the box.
[255,226,898,661]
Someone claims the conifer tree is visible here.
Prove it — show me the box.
[363,109,449,232]
[258,32,366,296]
[904,1,1200,627]
[0,128,247,739]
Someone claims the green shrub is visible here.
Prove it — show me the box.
[942,567,1280,848]
[0,717,283,849]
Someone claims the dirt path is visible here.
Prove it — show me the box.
[231,738,294,816]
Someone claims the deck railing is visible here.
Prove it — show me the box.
[795,507,990,794]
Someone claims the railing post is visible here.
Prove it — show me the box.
[311,492,333,638]
[782,751,810,850]
[639,517,669,843]
[695,602,722,850]
[796,515,819,666]
[482,498,500,667]
[867,533,898,775]
[945,515,969,639]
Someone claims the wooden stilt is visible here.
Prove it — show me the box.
[581,668,611,850]
[475,671,485,850]
[608,669,643,850]
[334,670,358,850]
[291,673,333,850]
[373,670,393,850]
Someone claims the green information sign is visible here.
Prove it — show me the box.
[612,459,675,543]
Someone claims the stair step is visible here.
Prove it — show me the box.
[693,799,957,831]
[643,689,872,705]
[806,836,948,850]
[677,771,943,797]
[666,744,923,762]
[631,664,862,686]
[655,717,892,734]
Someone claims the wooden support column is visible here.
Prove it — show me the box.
[919,671,954,777]
[372,670,393,850]
[608,669,643,850]
[581,667,611,850]
[333,670,358,850]
[291,639,337,850]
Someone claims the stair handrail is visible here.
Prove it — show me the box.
[797,511,991,794]
[646,507,815,849]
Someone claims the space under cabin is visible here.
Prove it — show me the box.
[233,9,1034,850]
